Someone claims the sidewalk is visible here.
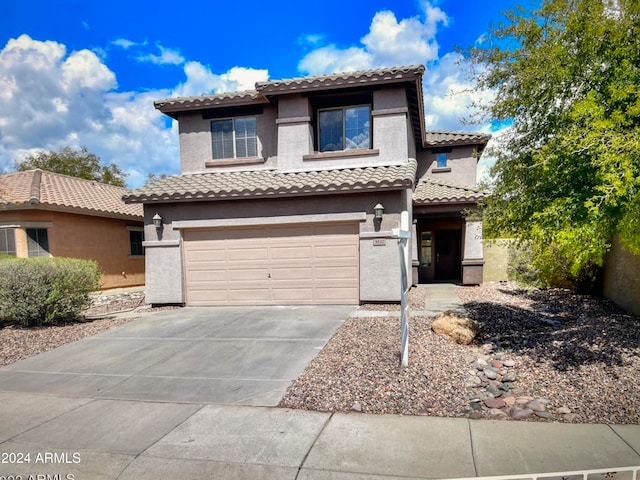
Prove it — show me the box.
[1,285,639,479]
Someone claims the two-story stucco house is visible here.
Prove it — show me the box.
[124,65,490,306]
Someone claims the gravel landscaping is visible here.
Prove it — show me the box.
[0,290,149,366]
[279,282,640,424]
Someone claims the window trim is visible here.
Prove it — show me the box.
[317,104,372,153]
[210,116,258,160]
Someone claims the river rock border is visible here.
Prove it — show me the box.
[462,349,579,422]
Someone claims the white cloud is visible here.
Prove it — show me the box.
[298,2,448,75]
[172,63,269,97]
[0,35,272,188]
[111,38,146,50]
[0,34,177,187]
[136,44,185,66]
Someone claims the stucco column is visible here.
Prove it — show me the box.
[462,220,484,285]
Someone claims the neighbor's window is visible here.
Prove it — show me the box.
[26,228,49,257]
[129,229,144,257]
[436,152,448,168]
[0,228,16,256]
[211,117,257,159]
[319,105,371,152]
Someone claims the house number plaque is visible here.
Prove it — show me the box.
[373,239,386,246]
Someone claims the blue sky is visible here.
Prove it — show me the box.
[0,0,520,188]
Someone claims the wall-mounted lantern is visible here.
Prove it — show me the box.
[374,203,385,220]
[152,213,163,230]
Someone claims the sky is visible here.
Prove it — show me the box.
[0,0,521,188]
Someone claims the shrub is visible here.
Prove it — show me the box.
[0,257,100,327]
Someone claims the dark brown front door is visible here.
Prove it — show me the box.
[435,229,461,281]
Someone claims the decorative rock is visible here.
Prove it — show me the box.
[478,390,495,401]
[510,407,533,420]
[491,360,504,369]
[563,413,580,422]
[516,396,534,404]
[501,371,517,382]
[503,396,516,407]
[503,359,516,367]
[477,358,489,366]
[464,375,483,388]
[489,408,507,417]
[556,406,572,415]
[431,312,480,345]
[535,411,554,419]
[484,397,506,409]
[351,401,362,412]
[526,400,546,412]
[484,370,498,380]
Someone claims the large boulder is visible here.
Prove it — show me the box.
[431,311,480,345]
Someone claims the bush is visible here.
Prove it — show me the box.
[0,257,100,327]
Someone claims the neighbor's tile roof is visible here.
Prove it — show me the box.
[0,170,143,219]
[413,178,489,205]
[124,160,417,203]
[425,130,491,147]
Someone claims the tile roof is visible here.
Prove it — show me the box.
[0,170,143,220]
[413,178,489,205]
[154,65,427,143]
[255,65,426,95]
[425,130,492,147]
[124,160,417,204]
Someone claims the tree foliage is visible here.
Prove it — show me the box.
[467,0,640,290]
[16,146,127,187]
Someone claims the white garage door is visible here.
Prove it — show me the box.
[183,223,359,306]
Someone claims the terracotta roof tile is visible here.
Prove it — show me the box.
[425,130,491,147]
[413,178,489,204]
[124,160,417,203]
[0,170,143,220]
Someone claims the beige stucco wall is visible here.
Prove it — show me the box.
[143,190,408,304]
[482,238,514,283]
[175,87,414,175]
[416,146,478,188]
[603,236,640,316]
[0,210,145,290]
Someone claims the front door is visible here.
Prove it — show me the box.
[435,229,461,281]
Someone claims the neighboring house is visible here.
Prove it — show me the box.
[0,169,145,289]
[125,65,490,306]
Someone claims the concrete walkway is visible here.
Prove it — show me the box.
[1,290,639,479]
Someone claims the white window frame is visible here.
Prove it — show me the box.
[211,116,257,160]
[318,104,371,152]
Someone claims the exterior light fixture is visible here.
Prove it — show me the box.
[152,213,163,230]
[374,203,384,220]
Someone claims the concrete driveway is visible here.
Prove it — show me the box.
[0,305,354,406]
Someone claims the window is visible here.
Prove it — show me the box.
[129,229,144,257]
[26,228,49,257]
[211,117,257,159]
[319,105,371,152]
[420,231,432,266]
[0,228,16,256]
[436,153,448,168]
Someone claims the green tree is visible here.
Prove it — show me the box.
[16,146,127,187]
[466,0,640,291]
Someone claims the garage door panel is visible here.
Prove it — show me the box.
[184,223,359,305]
[228,268,270,281]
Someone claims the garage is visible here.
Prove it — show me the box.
[183,223,359,306]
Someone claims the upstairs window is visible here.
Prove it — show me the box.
[26,228,49,257]
[211,117,257,160]
[436,152,448,168]
[0,228,16,256]
[319,105,371,152]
